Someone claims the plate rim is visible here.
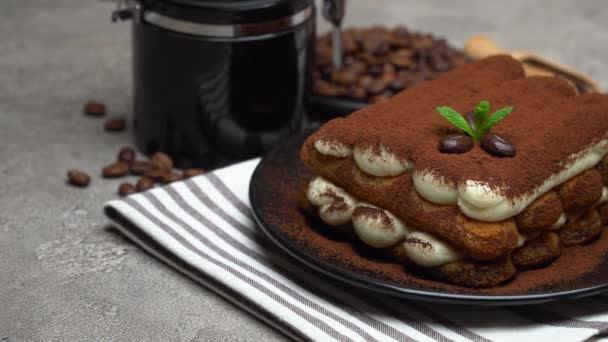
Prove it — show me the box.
[249,134,608,305]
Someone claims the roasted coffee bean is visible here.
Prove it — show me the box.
[315,46,332,67]
[130,160,153,175]
[342,31,359,53]
[67,169,91,187]
[314,80,341,97]
[430,55,450,72]
[412,35,434,50]
[136,177,155,192]
[368,79,389,95]
[150,152,173,171]
[118,183,136,197]
[104,117,126,132]
[389,49,414,68]
[144,169,166,182]
[347,60,367,75]
[465,111,475,131]
[379,70,396,85]
[367,64,384,77]
[358,75,374,89]
[362,36,389,56]
[480,133,516,157]
[331,69,358,85]
[349,86,367,101]
[438,134,474,154]
[160,172,183,184]
[102,162,130,178]
[182,168,205,178]
[117,147,136,164]
[393,26,410,38]
[358,53,384,66]
[83,100,106,117]
[370,94,391,103]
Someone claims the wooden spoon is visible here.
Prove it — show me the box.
[464,34,601,93]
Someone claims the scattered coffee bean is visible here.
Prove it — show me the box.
[130,160,153,175]
[118,183,137,197]
[144,169,166,182]
[83,100,106,117]
[102,162,130,178]
[150,152,173,171]
[136,177,155,192]
[67,169,91,187]
[438,134,474,154]
[104,117,126,132]
[182,168,205,178]
[117,146,136,164]
[160,172,183,184]
[313,26,468,103]
[480,133,516,157]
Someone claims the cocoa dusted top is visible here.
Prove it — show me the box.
[306,55,608,199]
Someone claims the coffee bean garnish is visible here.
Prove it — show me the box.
[480,133,516,158]
[136,177,155,192]
[102,162,130,178]
[183,168,205,178]
[130,160,153,175]
[438,134,474,154]
[465,111,475,131]
[83,100,106,117]
[150,152,173,171]
[67,169,91,187]
[118,183,136,197]
[104,117,126,132]
[117,147,136,164]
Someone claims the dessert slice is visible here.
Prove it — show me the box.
[300,55,608,287]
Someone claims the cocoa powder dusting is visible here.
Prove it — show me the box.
[404,237,434,250]
[305,55,608,199]
[353,206,393,229]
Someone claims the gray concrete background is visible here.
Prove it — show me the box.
[1,1,607,341]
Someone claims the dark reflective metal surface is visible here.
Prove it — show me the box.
[133,7,314,169]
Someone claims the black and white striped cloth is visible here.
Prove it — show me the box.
[104,159,608,342]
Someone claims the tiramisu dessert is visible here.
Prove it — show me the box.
[300,55,608,287]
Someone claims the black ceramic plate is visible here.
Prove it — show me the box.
[249,133,608,305]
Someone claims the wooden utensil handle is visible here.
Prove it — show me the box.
[465,34,505,59]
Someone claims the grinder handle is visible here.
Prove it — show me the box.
[464,34,506,59]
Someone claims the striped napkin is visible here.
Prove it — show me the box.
[104,158,608,342]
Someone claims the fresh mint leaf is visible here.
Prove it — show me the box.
[473,100,490,140]
[436,106,474,137]
[484,106,514,133]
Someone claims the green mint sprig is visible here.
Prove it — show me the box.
[436,100,514,141]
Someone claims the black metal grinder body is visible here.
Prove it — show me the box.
[115,0,315,169]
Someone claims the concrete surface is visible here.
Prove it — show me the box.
[1,0,607,341]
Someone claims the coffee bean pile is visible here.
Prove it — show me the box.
[66,100,205,195]
[313,26,468,103]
